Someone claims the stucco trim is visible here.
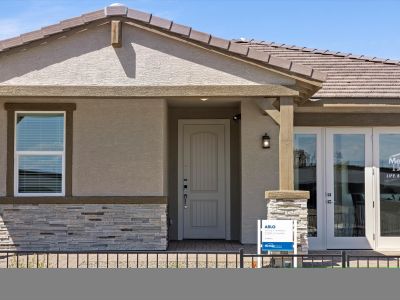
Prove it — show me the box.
[4,102,77,111]
[265,190,310,200]
[0,85,299,98]
[0,196,168,204]
[4,103,75,197]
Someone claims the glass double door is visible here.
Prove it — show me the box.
[295,127,400,250]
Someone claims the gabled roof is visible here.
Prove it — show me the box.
[0,5,326,86]
[236,39,400,99]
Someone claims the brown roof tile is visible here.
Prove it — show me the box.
[237,39,400,98]
[41,24,64,36]
[20,30,45,43]
[228,42,249,56]
[60,16,86,28]
[127,8,151,23]
[170,23,191,36]
[209,36,230,50]
[82,10,105,22]
[269,56,292,69]
[189,29,211,44]
[149,16,172,30]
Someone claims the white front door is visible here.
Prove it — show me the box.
[178,120,230,239]
[325,128,375,249]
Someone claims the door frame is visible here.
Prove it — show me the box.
[373,127,400,250]
[177,119,231,240]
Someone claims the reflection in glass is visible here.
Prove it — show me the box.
[379,134,400,236]
[334,134,365,237]
[18,156,62,193]
[16,114,64,151]
[294,134,317,237]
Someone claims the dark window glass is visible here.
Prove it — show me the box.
[379,134,400,236]
[294,134,317,237]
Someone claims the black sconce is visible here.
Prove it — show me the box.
[262,133,271,149]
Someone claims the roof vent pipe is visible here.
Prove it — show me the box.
[105,3,128,16]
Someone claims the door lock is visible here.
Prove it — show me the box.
[183,178,188,209]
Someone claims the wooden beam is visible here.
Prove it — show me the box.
[279,97,294,190]
[255,98,280,125]
[111,20,122,48]
[0,85,299,98]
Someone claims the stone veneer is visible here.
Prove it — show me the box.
[265,191,309,253]
[0,204,167,251]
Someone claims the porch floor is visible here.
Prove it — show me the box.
[168,240,400,256]
[167,240,256,252]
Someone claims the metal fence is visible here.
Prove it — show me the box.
[1,250,400,269]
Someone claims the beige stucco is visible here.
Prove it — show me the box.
[240,99,279,243]
[0,22,294,87]
[0,107,6,196]
[0,98,168,196]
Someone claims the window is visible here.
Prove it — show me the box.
[15,112,65,196]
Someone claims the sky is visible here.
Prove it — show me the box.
[0,0,399,59]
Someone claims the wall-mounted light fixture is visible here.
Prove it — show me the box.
[233,114,241,121]
[262,133,271,149]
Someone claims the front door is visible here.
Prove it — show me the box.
[179,120,230,239]
[325,129,374,249]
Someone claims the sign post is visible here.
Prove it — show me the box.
[257,220,297,268]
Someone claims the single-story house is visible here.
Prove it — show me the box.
[1,4,400,251]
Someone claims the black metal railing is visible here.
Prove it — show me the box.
[239,249,345,269]
[1,249,400,269]
[0,250,241,269]
[347,254,400,268]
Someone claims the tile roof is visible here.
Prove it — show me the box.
[0,5,326,85]
[235,39,400,99]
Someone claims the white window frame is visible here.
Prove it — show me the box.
[14,111,66,197]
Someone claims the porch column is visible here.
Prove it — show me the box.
[279,97,294,190]
[265,96,310,253]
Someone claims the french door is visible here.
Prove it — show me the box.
[325,129,374,249]
[373,128,400,250]
[295,127,400,250]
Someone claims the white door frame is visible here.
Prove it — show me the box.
[325,128,375,249]
[177,119,231,240]
[294,127,325,250]
[373,127,400,250]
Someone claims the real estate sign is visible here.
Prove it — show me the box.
[260,220,296,252]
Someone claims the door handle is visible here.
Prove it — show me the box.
[183,178,188,209]
[327,199,332,204]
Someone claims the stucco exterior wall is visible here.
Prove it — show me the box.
[241,99,279,244]
[0,98,168,197]
[0,23,294,87]
[0,108,6,197]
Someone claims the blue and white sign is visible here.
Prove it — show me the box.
[257,219,298,268]
[260,220,295,252]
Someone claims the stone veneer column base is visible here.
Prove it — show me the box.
[0,204,167,251]
[265,190,309,253]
